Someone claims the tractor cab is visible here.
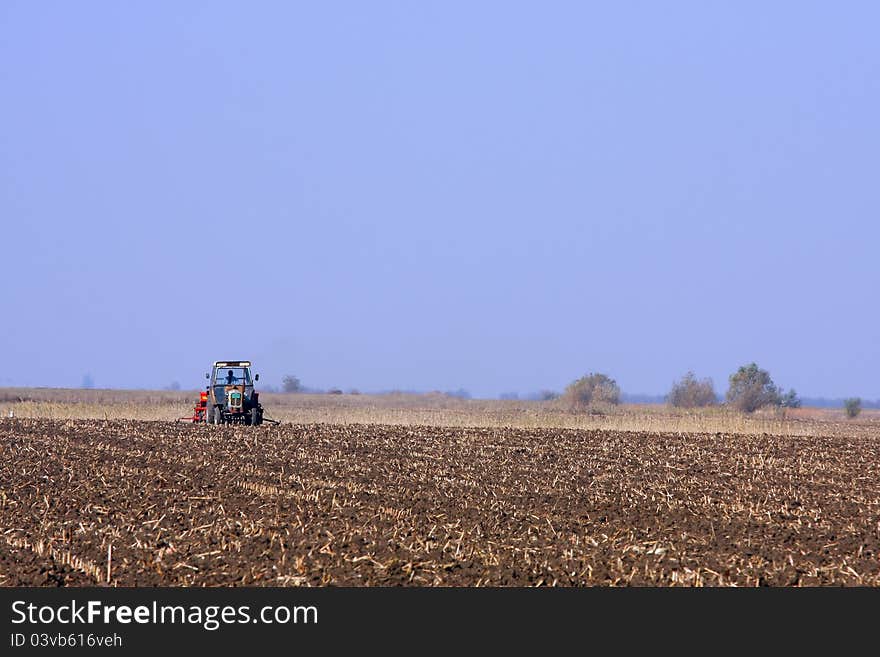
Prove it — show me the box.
[205,361,263,425]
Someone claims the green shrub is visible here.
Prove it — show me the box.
[780,388,801,408]
[725,363,782,413]
[844,398,862,418]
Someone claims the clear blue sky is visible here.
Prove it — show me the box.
[2,2,878,399]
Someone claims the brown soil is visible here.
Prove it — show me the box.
[1,418,878,586]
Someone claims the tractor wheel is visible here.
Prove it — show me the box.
[206,405,214,424]
[250,407,261,426]
[213,407,223,425]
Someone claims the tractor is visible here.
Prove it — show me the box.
[203,360,264,425]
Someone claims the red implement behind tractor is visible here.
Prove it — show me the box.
[179,391,208,423]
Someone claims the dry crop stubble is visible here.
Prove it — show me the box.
[2,388,879,437]
[1,418,879,586]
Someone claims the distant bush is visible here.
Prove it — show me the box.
[563,373,620,411]
[667,371,716,408]
[844,397,862,418]
[524,390,558,401]
[780,388,801,408]
[726,363,787,413]
[327,388,343,395]
[281,375,302,393]
[165,381,181,391]
[446,389,472,400]
[499,392,519,400]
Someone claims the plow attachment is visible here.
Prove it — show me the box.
[178,391,208,423]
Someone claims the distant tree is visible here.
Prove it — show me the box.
[667,371,716,408]
[165,381,181,391]
[725,363,782,413]
[81,374,94,389]
[327,388,343,395]
[780,388,801,408]
[446,388,471,400]
[844,397,862,418]
[564,373,620,411]
[499,392,519,400]
[281,375,302,393]
[537,390,560,401]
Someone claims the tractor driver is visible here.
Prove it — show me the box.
[226,369,237,385]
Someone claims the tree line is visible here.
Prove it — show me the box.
[564,364,865,417]
[273,365,867,417]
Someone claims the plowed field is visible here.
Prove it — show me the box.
[1,418,878,586]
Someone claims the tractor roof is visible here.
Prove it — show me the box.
[213,361,251,368]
